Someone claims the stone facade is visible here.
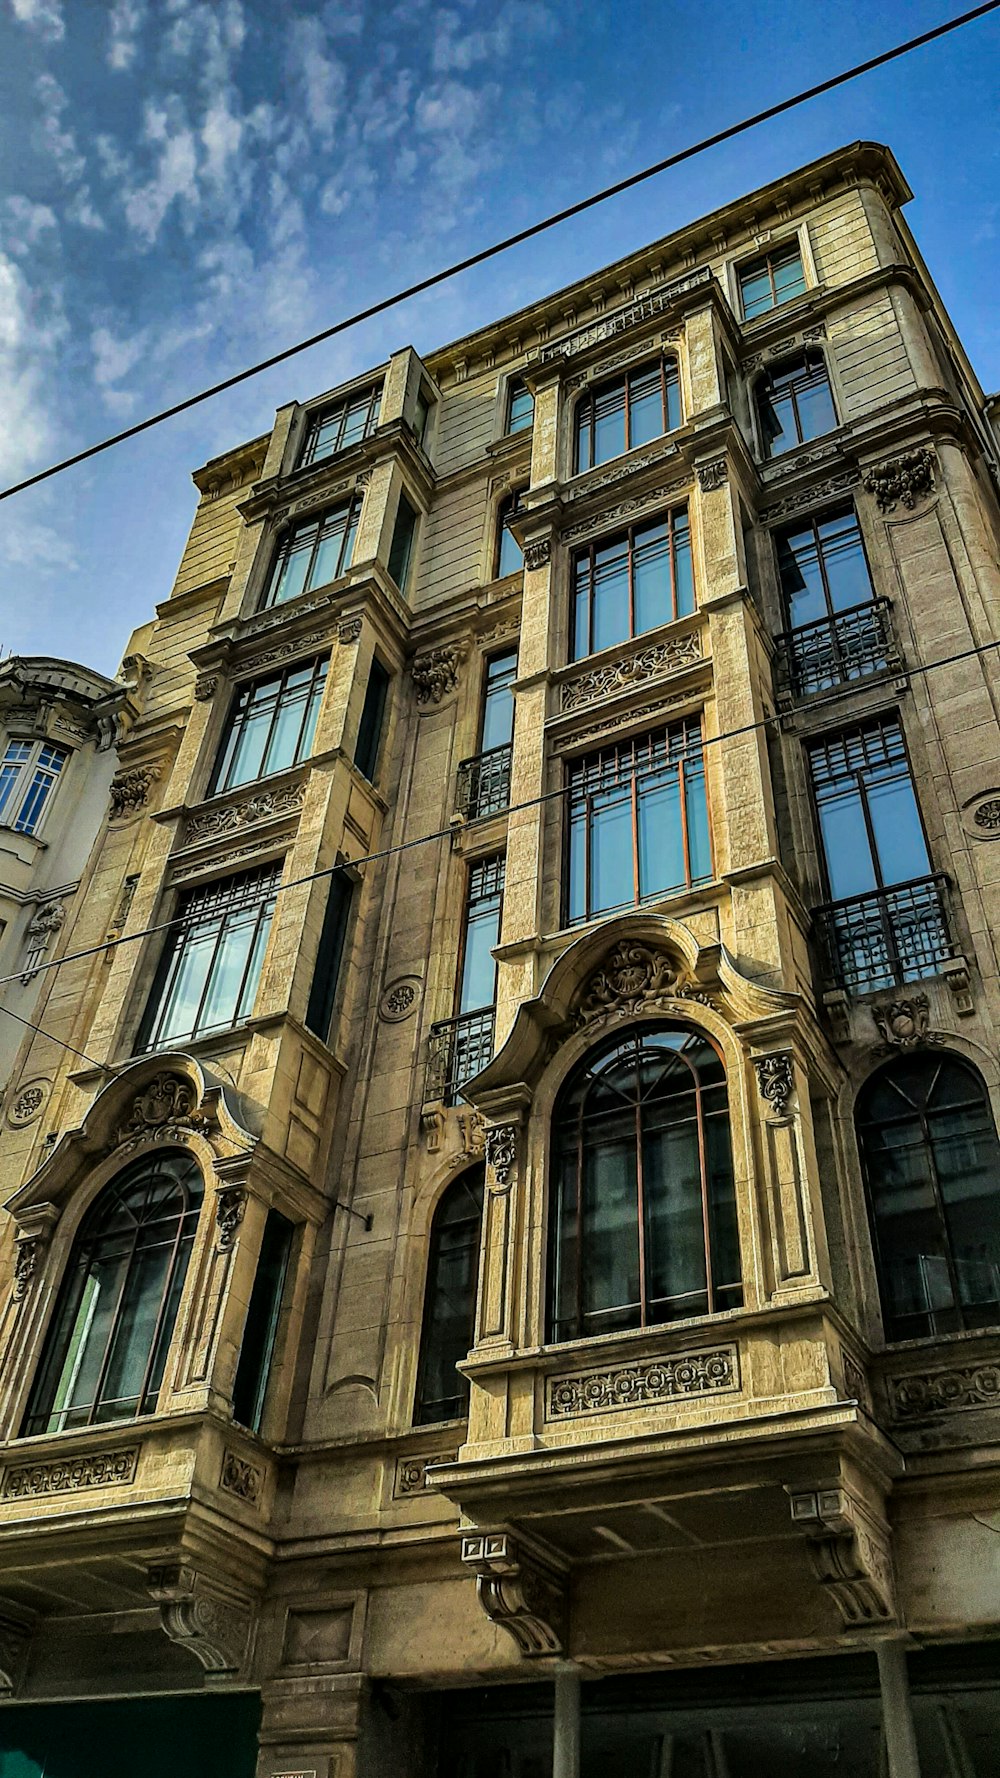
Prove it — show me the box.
[0,143,997,1774]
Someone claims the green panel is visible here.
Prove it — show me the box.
[0,1692,260,1778]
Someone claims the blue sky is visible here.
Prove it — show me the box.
[0,0,998,674]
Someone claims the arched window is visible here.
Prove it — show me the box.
[414,1167,484,1424]
[23,1151,204,1436]
[575,358,681,472]
[856,1054,1000,1341]
[549,1024,742,1343]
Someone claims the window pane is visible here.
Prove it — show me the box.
[820,512,873,612]
[481,652,517,751]
[772,249,806,299]
[589,792,634,913]
[628,372,664,447]
[632,523,672,633]
[778,527,828,628]
[593,387,627,464]
[817,793,877,900]
[637,770,684,898]
[196,914,257,1033]
[508,380,533,433]
[576,409,592,471]
[567,807,588,922]
[685,761,712,884]
[270,535,313,606]
[867,774,930,886]
[761,388,797,455]
[797,374,837,441]
[459,909,501,1012]
[226,705,274,787]
[497,514,523,578]
[416,1172,484,1422]
[581,1135,640,1328]
[153,928,218,1046]
[643,1116,708,1316]
[673,515,694,616]
[591,543,630,654]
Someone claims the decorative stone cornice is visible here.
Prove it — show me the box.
[560,632,700,713]
[411,643,468,705]
[787,1487,895,1629]
[538,267,711,365]
[862,447,935,513]
[460,1532,567,1657]
[546,1344,739,1419]
[147,1565,253,1674]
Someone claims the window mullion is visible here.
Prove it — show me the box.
[87,1218,143,1426]
[695,1079,715,1313]
[136,1212,188,1412]
[635,1088,648,1327]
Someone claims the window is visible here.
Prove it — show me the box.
[549,1024,742,1343]
[457,651,517,821]
[300,384,382,466]
[209,657,328,794]
[857,1055,1000,1341]
[0,740,68,835]
[575,358,681,472]
[388,491,418,591]
[566,719,711,924]
[571,508,693,661]
[415,1168,485,1423]
[232,1209,294,1431]
[495,492,524,579]
[414,387,432,445]
[354,658,390,781]
[262,497,361,610]
[777,509,891,695]
[809,718,952,993]
[756,353,836,458]
[427,855,505,1103]
[738,240,807,320]
[305,870,353,1042]
[506,377,534,434]
[480,650,517,753]
[139,862,281,1051]
[23,1151,203,1435]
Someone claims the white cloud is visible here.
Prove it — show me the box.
[0,250,61,484]
[414,78,482,137]
[2,197,58,251]
[35,74,86,184]
[287,15,347,143]
[202,95,244,186]
[107,0,146,70]
[9,0,65,42]
[122,101,199,242]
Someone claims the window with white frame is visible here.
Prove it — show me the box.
[0,740,68,835]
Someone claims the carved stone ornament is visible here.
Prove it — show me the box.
[109,763,159,820]
[862,448,935,514]
[763,469,861,522]
[887,1361,1000,1420]
[193,675,218,702]
[338,617,363,644]
[25,900,65,944]
[871,993,937,1052]
[537,267,710,364]
[576,940,696,1028]
[787,1487,895,1628]
[11,1235,42,1302]
[972,796,1000,833]
[114,1072,207,1154]
[394,1450,460,1497]
[696,457,728,492]
[561,478,687,546]
[216,1187,247,1253]
[147,1564,252,1674]
[547,1344,739,1419]
[184,780,305,845]
[485,1123,518,1189]
[753,1053,794,1120]
[460,1107,486,1155]
[3,1447,138,1497]
[411,643,468,705]
[561,633,700,713]
[523,538,551,572]
[220,1449,262,1503]
[460,1532,567,1657]
[7,1081,47,1127]
[379,977,420,1021]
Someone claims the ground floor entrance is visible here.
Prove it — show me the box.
[431,1646,999,1777]
[0,1693,261,1778]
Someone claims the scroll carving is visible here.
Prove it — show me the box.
[754,1054,794,1120]
[787,1487,895,1628]
[862,448,935,513]
[576,941,702,1028]
[183,780,305,845]
[485,1123,518,1189]
[696,458,728,492]
[216,1187,247,1252]
[461,1532,566,1657]
[523,539,551,572]
[114,1073,207,1155]
[147,1565,252,1673]
[561,633,700,712]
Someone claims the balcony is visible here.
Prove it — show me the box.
[426,1008,495,1105]
[778,599,899,698]
[813,873,957,995]
[455,744,513,821]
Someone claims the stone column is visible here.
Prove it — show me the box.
[876,1640,922,1778]
[552,1662,582,1778]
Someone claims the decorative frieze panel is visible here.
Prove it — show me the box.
[3,1447,138,1498]
[241,588,337,640]
[546,1344,740,1420]
[560,633,701,713]
[561,478,689,546]
[460,1531,567,1657]
[887,1361,1000,1420]
[538,267,710,363]
[183,780,305,846]
[393,1450,460,1497]
[862,448,935,513]
[220,1450,262,1504]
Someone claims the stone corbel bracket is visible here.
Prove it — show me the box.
[147,1564,253,1674]
[786,1486,896,1630]
[460,1531,567,1657]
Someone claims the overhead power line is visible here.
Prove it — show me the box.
[5,624,1000,1077]
[2,0,999,506]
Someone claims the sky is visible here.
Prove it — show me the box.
[0,0,998,675]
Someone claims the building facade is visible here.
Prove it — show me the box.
[0,141,997,1776]
[0,655,132,1100]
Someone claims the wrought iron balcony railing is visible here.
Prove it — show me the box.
[425,1007,496,1105]
[778,598,899,698]
[455,744,513,821]
[813,872,957,995]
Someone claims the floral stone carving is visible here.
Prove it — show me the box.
[411,644,468,705]
[3,1448,138,1497]
[754,1054,795,1120]
[523,538,551,571]
[871,993,937,1051]
[577,941,690,1026]
[485,1123,518,1188]
[696,457,728,492]
[109,764,159,820]
[115,1073,206,1152]
[887,1361,1000,1419]
[184,780,305,845]
[220,1450,262,1503]
[973,797,1000,833]
[561,633,700,712]
[547,1345,739,1419]
[862,448,935,513]
[216,1186,247,1252]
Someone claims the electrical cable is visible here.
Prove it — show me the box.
[4,622,1000,1076]
[1,0,998,505]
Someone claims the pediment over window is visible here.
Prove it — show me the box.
[5,1054,258,1221]
[465,914,802,1114]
